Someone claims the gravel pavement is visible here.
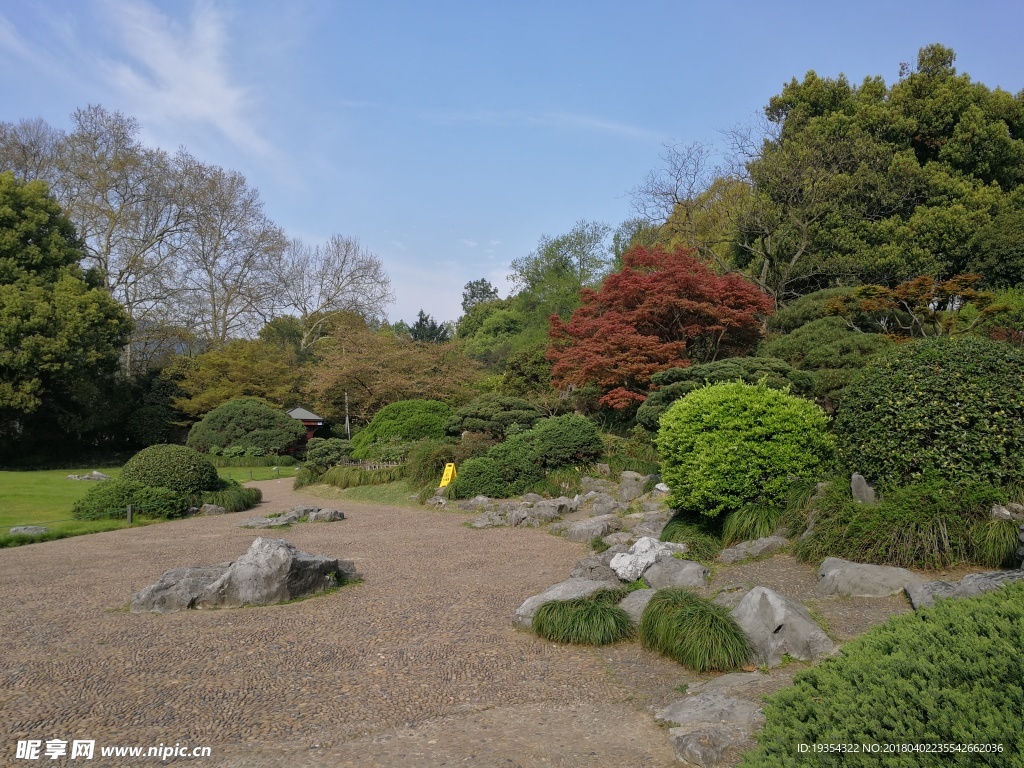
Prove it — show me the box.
[0,480,679,767]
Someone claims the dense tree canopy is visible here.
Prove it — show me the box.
[548,245,773,408]
[0,172,130,442]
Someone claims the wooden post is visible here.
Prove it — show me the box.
[127,505,133,524]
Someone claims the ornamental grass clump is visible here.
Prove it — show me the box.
[531,588,632,646]
[639,588,751,672]
[660,514,723,562]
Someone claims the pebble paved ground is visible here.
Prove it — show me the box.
[0,480,681,767]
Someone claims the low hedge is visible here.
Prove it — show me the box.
[72,479,191,520]
[740,583,1024,766]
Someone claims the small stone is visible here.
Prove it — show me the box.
[10,526,47,535]
[306,508,345,522]
[850,473,877,505]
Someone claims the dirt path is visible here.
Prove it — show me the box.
[0,480,681,767]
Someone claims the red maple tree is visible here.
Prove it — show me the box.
[547,246,773,409]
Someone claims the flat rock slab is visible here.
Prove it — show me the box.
[907,569,1024,610]
[731,586,836,667]
[817,556,925,597]
[669,725,756,768]
[9,526,47,535]
[569,557,618,582]
[719,536,788,564]
[307,508,346,522]
[656,692,764,728]
[512,577,622,628]
[563,514,622,543]
[643,557,709,589]
[66,471,111,481]
[199,504,227,516]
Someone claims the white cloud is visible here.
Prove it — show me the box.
[461,238,478,247]
[489,239,502,246]
[98,0,270,156]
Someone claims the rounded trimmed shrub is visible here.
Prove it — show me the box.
[532,589,633,646]
[186,398,305,455]
[656,381,836,520]
[739,583,1024,766]
[303,437,352,476]
[121,444,220,497]
[528,414,603,470]
[72,479,190,520]
[349,399,452,460]
[836,335,1024,490]
[637,357,815,431]
[639,588,751,672]
[445,393,542,438]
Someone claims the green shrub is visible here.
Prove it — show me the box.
[767,287,859,333]
[757,316,894,408]
[405,438,457,486]
[836,335,1024,490]
[794,477,1018,569]
[448,415,600,499]
[72,479,189,520]
[659,515,722,562]
[637,358,814,431]
[319,464,407,489]
[448,456,510,498]
[532,589,633,645]
[445,393,542,438]
[657,381,836,521]
[739,583,1024,766]
[201,481,263,513]
[350,400,452,460]
[121,444,220,496]
[185,397,305,455]
[639,588,751,672]
[303,437,352,475]
[528,414,603,470]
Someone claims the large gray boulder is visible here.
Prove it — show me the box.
[609,536,688,581]
[617,588,655,623]
[669,726,755,768]
[563,514,622,542]
[643,557,709,589]
[195,538,348,609]
[907,569,1024,610]
[718,536,788,564]
[730,586,836,667]
[618,471,650,502]
[131,565,230,613]
[817,557,925,597]
[198,503,227,516]
[512,577,622,628]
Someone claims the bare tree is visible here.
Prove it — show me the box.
[0,117,63,182]
[175,160,288,345]
[630,140,720,224]
[274,235,394,350]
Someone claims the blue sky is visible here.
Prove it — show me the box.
[1,0,1022,325]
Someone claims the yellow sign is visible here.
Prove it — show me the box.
[439,463,457,487]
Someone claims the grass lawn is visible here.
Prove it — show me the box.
[0,463,281,547]
[303,479,425,509]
